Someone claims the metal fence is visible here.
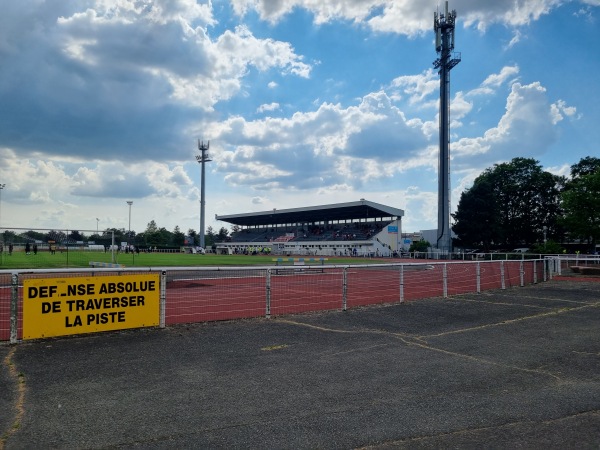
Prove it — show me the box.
[0,258,560,344]
[553,255,600,273]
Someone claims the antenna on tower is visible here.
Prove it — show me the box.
[433,1,461,255]
[196,139,212,249]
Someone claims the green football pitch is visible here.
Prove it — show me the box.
[0,250,370,270]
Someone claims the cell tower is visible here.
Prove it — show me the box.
[433,1,461,254]
[196,140,211,248]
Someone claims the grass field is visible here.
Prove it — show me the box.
[0,250,371,270]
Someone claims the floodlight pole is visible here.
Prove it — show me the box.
[433,1,461,254]
[0,184,5,229]
[196,140,211,249]
[96,218,99,234]
[127,201,133,248]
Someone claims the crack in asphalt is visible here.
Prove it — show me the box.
[0,347,26,450]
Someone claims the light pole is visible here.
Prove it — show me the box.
[0,183,5,229]
[96,218,99,234]
[127,201,133,249]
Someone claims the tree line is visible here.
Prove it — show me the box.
[8,221,233,250]
[452,156,600,253]
[97,221,233,248]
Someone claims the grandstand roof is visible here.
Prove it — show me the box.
[216,199,404,227]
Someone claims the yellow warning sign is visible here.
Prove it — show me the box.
[23,274,160,339]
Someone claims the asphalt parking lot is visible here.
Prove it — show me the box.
[1,278,600,449]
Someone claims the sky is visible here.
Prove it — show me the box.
[1,0,599,237]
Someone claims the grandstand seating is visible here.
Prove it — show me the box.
[227,221,392,243]
[215,200,403,258]
[273,235,295,242]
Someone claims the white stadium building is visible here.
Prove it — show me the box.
[215,199,404,257]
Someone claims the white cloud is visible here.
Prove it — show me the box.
[0,1,311,162]
[231,0,568,34]
[550,99,578,124]
[230,0,383,26]
[390,70,439,105]
[466,66,520,97]
[257,102,280,113]
[573,5,596,22]
[215,25,312,79]
[453,81,560,168]
[546,163,571,177]
[505,30,522,49]
[252,196,267,204]
[481,65,520,88]
[209,90,431,192]
[449,91,473,123]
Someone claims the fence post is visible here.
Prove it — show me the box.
[533,260,538,284]
[443,263,448,298]
[476,262,481,293]
[10,273,19,344]
[399,264,404,303]
[543,258,547,282]
[266,268,271,318]
[520,261,524,287]
[159,270,167,328]
[500,261,506,290]
[342,267,348,311]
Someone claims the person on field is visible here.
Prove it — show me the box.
[25,242,31,254]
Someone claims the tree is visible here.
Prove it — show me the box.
[409,239,431,252]
[217,227,229,241]
[187,228,198,246]
[452,180,500,251]
[172,225,185,246]
[569,156,600,179]
[146,220,158,233]
[2,230,16,243]
[24,230,46,242]
[143,220,163,246]
[157,227,171,246]
[206,226,215,239]
[108,228,125,241]
[452,158,563,248]
[204,226,216,247]
[560,170,600,251]
[46,230,68,244]
[68,230,84,242]
[531,240,564,255]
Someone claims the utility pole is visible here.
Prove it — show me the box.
[433,1,461,254]
[196,140,211,249]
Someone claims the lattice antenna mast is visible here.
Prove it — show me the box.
[433,1,461,254]
[196,140,212,248]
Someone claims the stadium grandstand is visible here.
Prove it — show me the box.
[215,199,404,257]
